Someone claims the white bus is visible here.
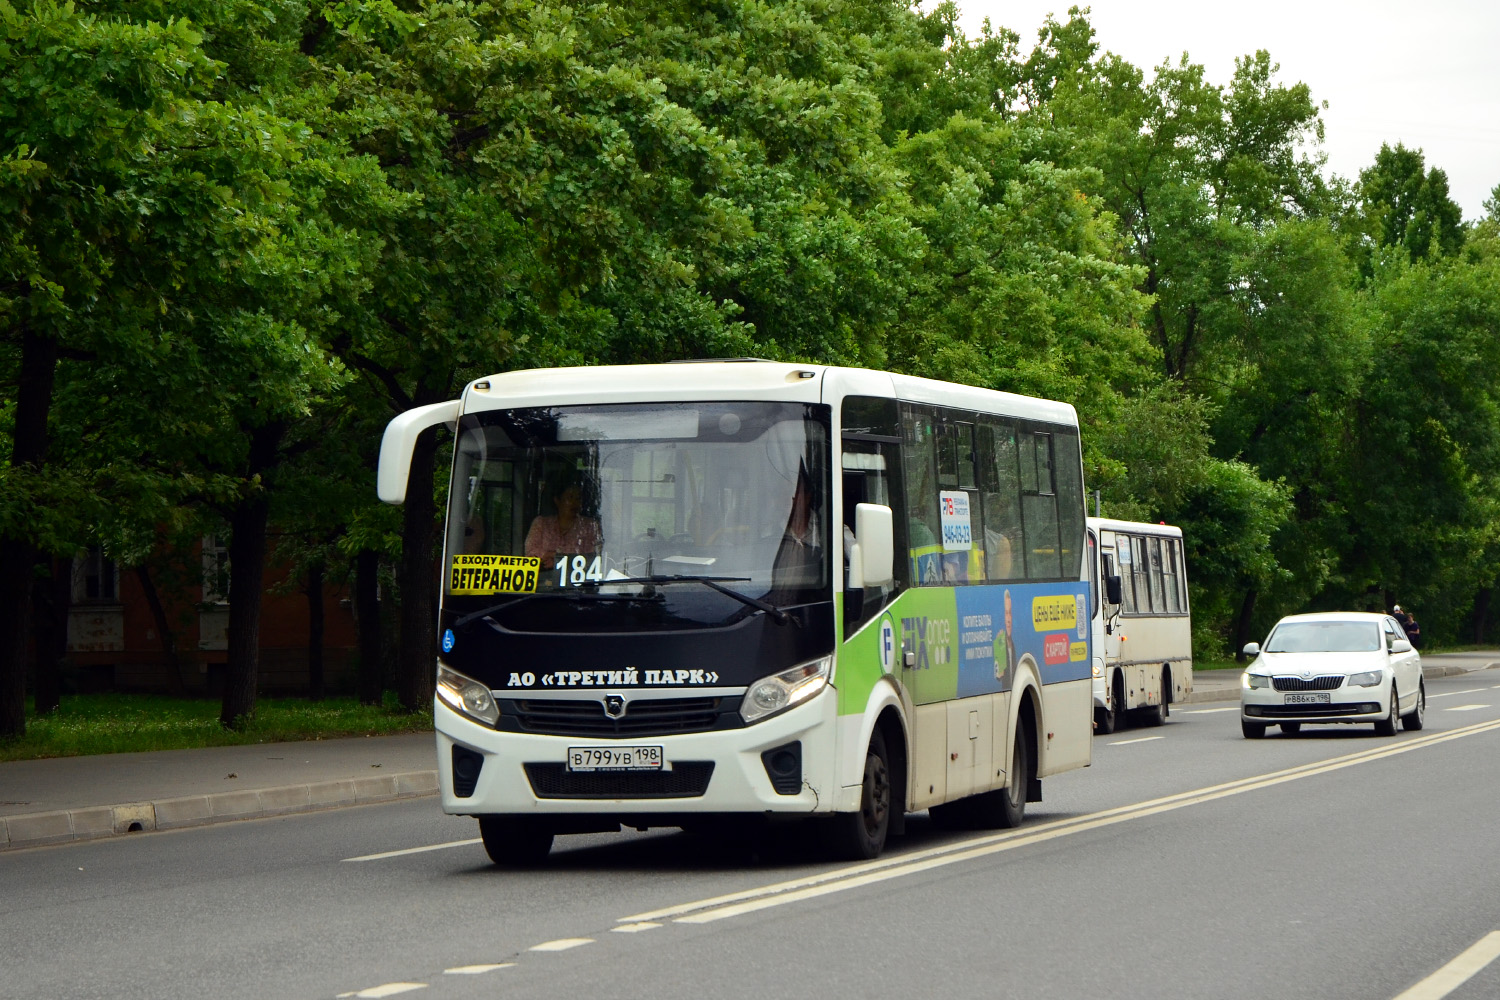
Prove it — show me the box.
[1086,517,1193,733]
[379,361,1094,863]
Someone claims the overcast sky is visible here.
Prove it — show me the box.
[955,0,1500,220]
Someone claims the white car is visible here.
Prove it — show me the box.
[1240,612,1425,738]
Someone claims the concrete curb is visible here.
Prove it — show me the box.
[0,770,439,852]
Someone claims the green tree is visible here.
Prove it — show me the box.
[1358,143,1465,266]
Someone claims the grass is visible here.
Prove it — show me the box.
[1194,656,1244,671]
[0,693,432,762]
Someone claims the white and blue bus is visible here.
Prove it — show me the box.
[379,361,1094,863]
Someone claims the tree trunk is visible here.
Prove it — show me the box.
[355,548,383,705]
[306,560,326,700]
[30,556,70,715]
[136,563,187,695]
[1474,587,1491,645]
[1233,587,1258,662]
[397,426,441,711]
[219,423,285,729]
[0,325,59,737]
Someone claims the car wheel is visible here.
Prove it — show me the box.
[825,727,891,859]
[1280,722,1301,735]
[1242,718,1267,739]
[1402,681,1426,731]
[1374,683,1400,736]
[479,816,554,866]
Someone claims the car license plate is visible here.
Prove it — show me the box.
[567,745,664,772]
[1284,692,1330,705]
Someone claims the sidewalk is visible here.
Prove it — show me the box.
[4,654,1497,853]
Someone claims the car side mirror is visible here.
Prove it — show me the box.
[1241,642,1261,657]
[1390,638,1413,653]
[1105,574,1123,606]
[849,503,894,589]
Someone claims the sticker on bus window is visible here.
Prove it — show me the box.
[938,491,973,551]
[449,554,541,595]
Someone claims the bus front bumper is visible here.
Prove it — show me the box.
[434,685,839,821]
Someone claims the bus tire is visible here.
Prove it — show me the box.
[825,727,892,860]
[970,723,1030,829]
[1139,669,1168,726]
[479,815,554,866]
[1094,698,1117,736]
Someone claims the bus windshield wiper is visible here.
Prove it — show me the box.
[597,575,797,626]
[453,589,661,629]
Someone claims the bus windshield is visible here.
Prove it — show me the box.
[446,401,831,629]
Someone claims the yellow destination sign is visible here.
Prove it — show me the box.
[449,554,541,595]
[1031,594,1078,630]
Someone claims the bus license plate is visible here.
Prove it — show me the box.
[567,745,664,772]
[1284,693,1330,704]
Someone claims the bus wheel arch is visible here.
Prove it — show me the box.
[825,719,897,859]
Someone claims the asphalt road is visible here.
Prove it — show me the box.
[6,670,1500,1000]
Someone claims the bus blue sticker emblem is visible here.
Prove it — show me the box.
[442,629,455,653]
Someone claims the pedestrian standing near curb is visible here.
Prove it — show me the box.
[1403,609,1422,649]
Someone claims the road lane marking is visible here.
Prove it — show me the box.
[1182,707,1238,714]
[620,717,1500,926]
[611,922,661,933]
[1428,689,1487,698]
[1392,931,1500,1000]
[530,938,593,952]
[338,985,427,998]
[1445,705,1490,711]
[443,964,514,975]
[1109,736,1165,745]
[343,839,482,862]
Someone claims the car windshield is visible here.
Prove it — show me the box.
[1264,621,1381,653]
[444,400,831,628]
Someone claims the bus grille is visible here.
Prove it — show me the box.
[501,697,733,738]
[1271,675,1345,691]
[523,762,715,799]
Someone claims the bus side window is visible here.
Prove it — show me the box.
[842,396,906,635]
[1117,539,1138,614]
[1019,428,1062,579]
[979,421,1022,582]
[901,406,943,585]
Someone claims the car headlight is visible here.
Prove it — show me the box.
[1243,672,1270,689]
[436,664,500,727]
[741,656,831,724]
[1348,669,1384,688]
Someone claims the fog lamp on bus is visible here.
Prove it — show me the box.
[437,664,500,727]
[740,657,831,724]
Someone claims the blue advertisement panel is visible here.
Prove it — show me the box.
[955,581,1092,698]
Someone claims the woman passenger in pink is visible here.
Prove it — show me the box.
[525,483,602,564]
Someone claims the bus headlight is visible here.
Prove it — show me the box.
[437,664,500,727]
[741,656,831,724]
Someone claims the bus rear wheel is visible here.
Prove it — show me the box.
[825,728,891,860]
[969,725,1030,829]
[479,815,554,866]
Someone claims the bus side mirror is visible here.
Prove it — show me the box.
[850,503,894,589]
[1105,573,1123,606]
[378,400,461,504]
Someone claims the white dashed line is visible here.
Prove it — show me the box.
[443,964,514,975]
[1182,707,1238,714]
[342,839,482,862]
[611,922,662,933]
[1108,736,1165,745]
[1445,704,1491,712]
[1392,930,1500,999]
[337,984,427,998]
[1427,688,1487,699]
[530,938,594,952]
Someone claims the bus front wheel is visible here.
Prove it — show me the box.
[825,728,891,860]
[479,815,554,866]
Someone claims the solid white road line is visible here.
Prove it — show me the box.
[1392,931,1500,1000]
[342,839,482,862]
[1108,736,1165,745]
[1182,707,1239,714]
[443,964,514,975]
[619,717,1500,927]
[337,984,427,998]
[1445,705,1491,711]
[529,938,594,952]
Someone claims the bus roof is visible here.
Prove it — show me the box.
[459,362,1078,427]
[1088,516,1183,539]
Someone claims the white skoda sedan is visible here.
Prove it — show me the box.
[1240,612,1425,738]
